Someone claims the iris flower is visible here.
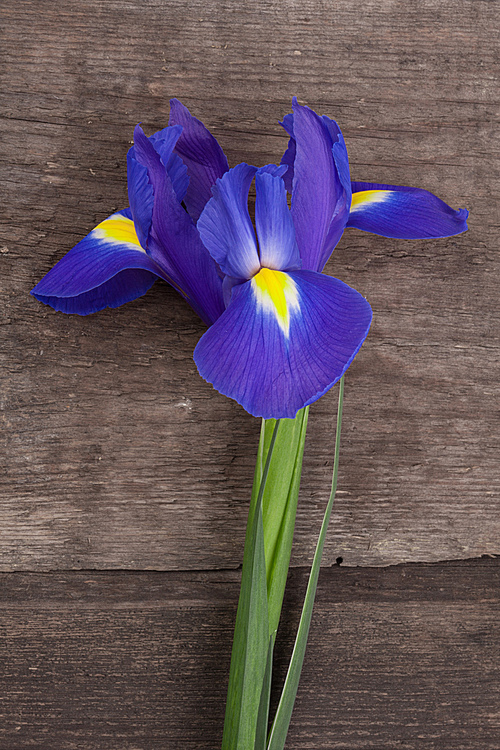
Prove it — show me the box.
[31,98,468,419]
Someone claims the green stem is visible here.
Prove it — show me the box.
[256,408,309,635]
[222,403,310,749]
[221,420,280,750]
[267,377,345,750]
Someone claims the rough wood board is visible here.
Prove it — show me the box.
[1,0,499,570]
[0,559,499,749]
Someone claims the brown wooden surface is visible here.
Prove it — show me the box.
[1,0,499,747]
[1,0,498,571]
[0,559,499,750]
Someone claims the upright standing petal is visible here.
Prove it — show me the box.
[169,98,229,221]
[148,124,189,203]
[254,171,301,271]
[289,100,351,272]
[127,153,154,249]
[193,268,372,419]
[197,163,260,280]
[132,126,225,325]
[321,118,352,260]
[279,113,295,193]
[347,182,469,238]
[30,210,166,315]
[127,124,187,249]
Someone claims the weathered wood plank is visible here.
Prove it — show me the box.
[0,559,499,749]
[1,0,499,570]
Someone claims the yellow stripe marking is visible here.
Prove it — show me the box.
[252,267,299,337]
[93,213,189,298]
[350,189,392,212]
[92,213,145,251]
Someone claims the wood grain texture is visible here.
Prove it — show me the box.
[1,0,499,570]
[0,559,499,749]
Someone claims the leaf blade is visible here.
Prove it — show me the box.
[254,631,277,750]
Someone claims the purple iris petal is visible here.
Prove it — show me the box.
[127,124,187,249]
[33,269,158,315]
[132,126,225,325]
[254,171,301,271]
[279,113,296,193]
[257,163,289,179]
[197,163,260,280]
[280,113,294,138]
[222,274,244,307]
[326,122,351,197]
[321,127,352,261]
[289,99,351,273]
[169,98,229,221]
[31,210,167,314]
[148,124,189,203]
[347,182,469,238]
[193,269,372,419]
[127,154,154,249]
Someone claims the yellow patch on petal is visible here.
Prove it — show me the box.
[93,213,145,251]
[350,190,392,212]
[92,212,191,299]
[252,267,299,337]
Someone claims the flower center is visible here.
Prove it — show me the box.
[251,267,299,337]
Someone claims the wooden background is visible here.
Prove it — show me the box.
[1,0,498,747]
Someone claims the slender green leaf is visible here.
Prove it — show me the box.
[252,408,309,636]
[254,630,276,750]
[267,378,345,750]
[222,421,280,750]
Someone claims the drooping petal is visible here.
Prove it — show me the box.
[254,171,301,271]
[197,163,260,280]
[33,269,159,315]
[169,98,229,221]
[132,127,225,325]
[346,182,469,238]
[31,210,165,314]
[289,99,351,273]
[193,268,372,419]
